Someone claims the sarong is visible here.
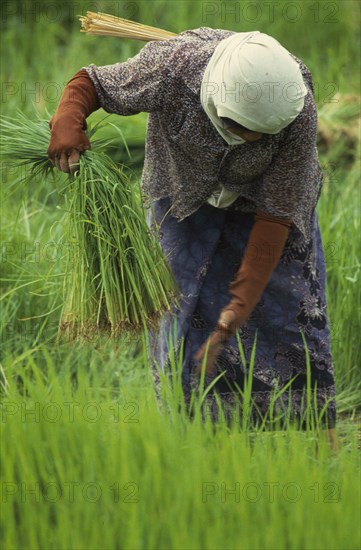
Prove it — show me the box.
[148,197,336,428]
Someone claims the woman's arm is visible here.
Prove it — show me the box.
[195,210,292,375]
[47,38,176,172]
[219,209,292,332]
[47,70,100,172]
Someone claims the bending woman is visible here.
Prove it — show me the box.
[47,28,336,439]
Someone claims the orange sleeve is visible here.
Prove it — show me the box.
[220,209,292,332]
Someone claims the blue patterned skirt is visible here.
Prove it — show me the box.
[148,197,336,428]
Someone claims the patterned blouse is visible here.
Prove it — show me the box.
[85,27,323,241]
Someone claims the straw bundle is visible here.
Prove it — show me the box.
[79,11,177,41]
[0,113,179,339]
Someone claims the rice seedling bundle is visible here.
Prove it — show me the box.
[0,112,179,339]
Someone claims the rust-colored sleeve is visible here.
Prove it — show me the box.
[219,209,292,333]
[47,69,100,159]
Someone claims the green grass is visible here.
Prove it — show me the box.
[1,343,360,550]
[0,1,360,549]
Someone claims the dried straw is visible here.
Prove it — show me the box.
[79,11,177,41]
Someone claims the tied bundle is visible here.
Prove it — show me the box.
[0,113,179,339]
[79,12,177,41]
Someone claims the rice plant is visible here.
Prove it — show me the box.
[0,112,179,339]
[1,5,360,549]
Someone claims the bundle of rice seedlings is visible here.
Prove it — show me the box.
[0,112,179,339]
[79,11,177,41]
[318,94,360,148]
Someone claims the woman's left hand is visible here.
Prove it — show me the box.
[194,310,236,376]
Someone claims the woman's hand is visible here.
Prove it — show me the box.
[194,210,292,377]
[47,116,89,175]
[51,150,81,175]
[47,69,100,174]
[194,310,236,376]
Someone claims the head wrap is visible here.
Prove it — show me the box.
[200,32,308,145]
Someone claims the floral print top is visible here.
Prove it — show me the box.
[85,27,323,241]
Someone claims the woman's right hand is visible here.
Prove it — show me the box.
[47,69,100,174]
[51,149,81,175]
[47,115,90,175]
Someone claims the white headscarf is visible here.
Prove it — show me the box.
[200,31,308,145]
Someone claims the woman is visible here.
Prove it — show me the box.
[47,28,336,439]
